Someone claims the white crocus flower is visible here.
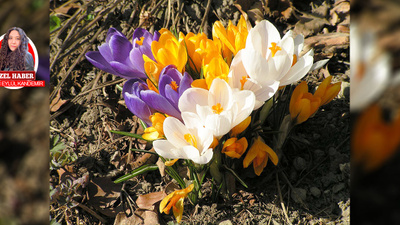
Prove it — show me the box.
[179,78,255,138]
[228,51,280,110]
[350,24,390,112]
[153,113,214,164]
[230,20,325,109]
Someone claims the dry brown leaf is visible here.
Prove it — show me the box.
[293,14,330,37]
[156,158,166,177]
[330,0,350,26]
[332,0,350,14]
[136,191,166,210]
[50,88,68,112]
[87,177,123,217]
[165,181,181,195]
[311,1,330,18]
[264,0,293,20]
[304,32,349,49]
[233,4,253,30]
[247,2,264,24]
[280,5,293,20]
[130,148,158,170]
[114,210,159,225]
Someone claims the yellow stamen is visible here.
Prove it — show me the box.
[269,42,281,57]
[212,103,223,114]
[136,37,145,46]
[240,76,248,90]
[184,133,197,148]
[292,54,297,67]
[170,81,179,92]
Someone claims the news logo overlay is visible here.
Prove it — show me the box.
[0,34,42,89]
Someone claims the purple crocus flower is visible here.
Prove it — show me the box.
[123,65,193,124]
[157,65,193,110]
[85,27,159,80]
[122,78,155,126]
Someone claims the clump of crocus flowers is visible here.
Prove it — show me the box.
[86,15,340,223]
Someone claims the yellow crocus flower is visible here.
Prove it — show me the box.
[352,104,400,171]
[314,76,342,106]
[184,32,220,74]
[159,184,194,223]
[202,56,229,89]
[212,15,248,64]
[243,136,278,176]
[144,29,188,84]
[142,113,166,140]
[289,81,321,125]
[222,137,248,159]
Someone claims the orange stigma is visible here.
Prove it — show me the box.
[269,42,281,57]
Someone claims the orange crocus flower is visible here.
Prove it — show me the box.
[142,113,166,140]
[314,76,342,106]
[352,104,400,171]
[159,184,194,223]
[222,137,248,159]
[289,81,321,125]
[243,136,278,176]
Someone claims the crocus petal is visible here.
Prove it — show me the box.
[162,117,190,148]
[165,85,180,109]
[178,72,193,97]
[159,191,174,213]
[173,198,184,223]
[268,49,292,81]
[208,78,232,110]
[130,49,146,72]
[123,93,153,125]
[279,52,313,86]
[182,145,213,164]
[293,34,304,55]
[159,74,174,98]
[232,90,255,127]
[289,81,308,115]
[241,48,271,83]
[109,35,133,62]
[179,88,209,113]
[205,113,233,137]
[253,154,268,176]
[154,140,182,159]
[141,90,182,120]
[97,43,114,62]
[246,20,281,58]
[243,143,259,168]
[109,61,146,79]
[85,51,120,75]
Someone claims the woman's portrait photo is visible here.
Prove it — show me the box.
[0,27,34,71]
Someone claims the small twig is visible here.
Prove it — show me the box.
[164,0,171,29]
[200,0,212,35]
[75,201,107,224]
[275,173,292,225]
[267,204,275,225]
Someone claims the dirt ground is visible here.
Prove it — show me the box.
[49,0,350,224]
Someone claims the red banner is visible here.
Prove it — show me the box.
[0,80,45,87]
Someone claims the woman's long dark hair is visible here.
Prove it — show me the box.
[0,27,29,71]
